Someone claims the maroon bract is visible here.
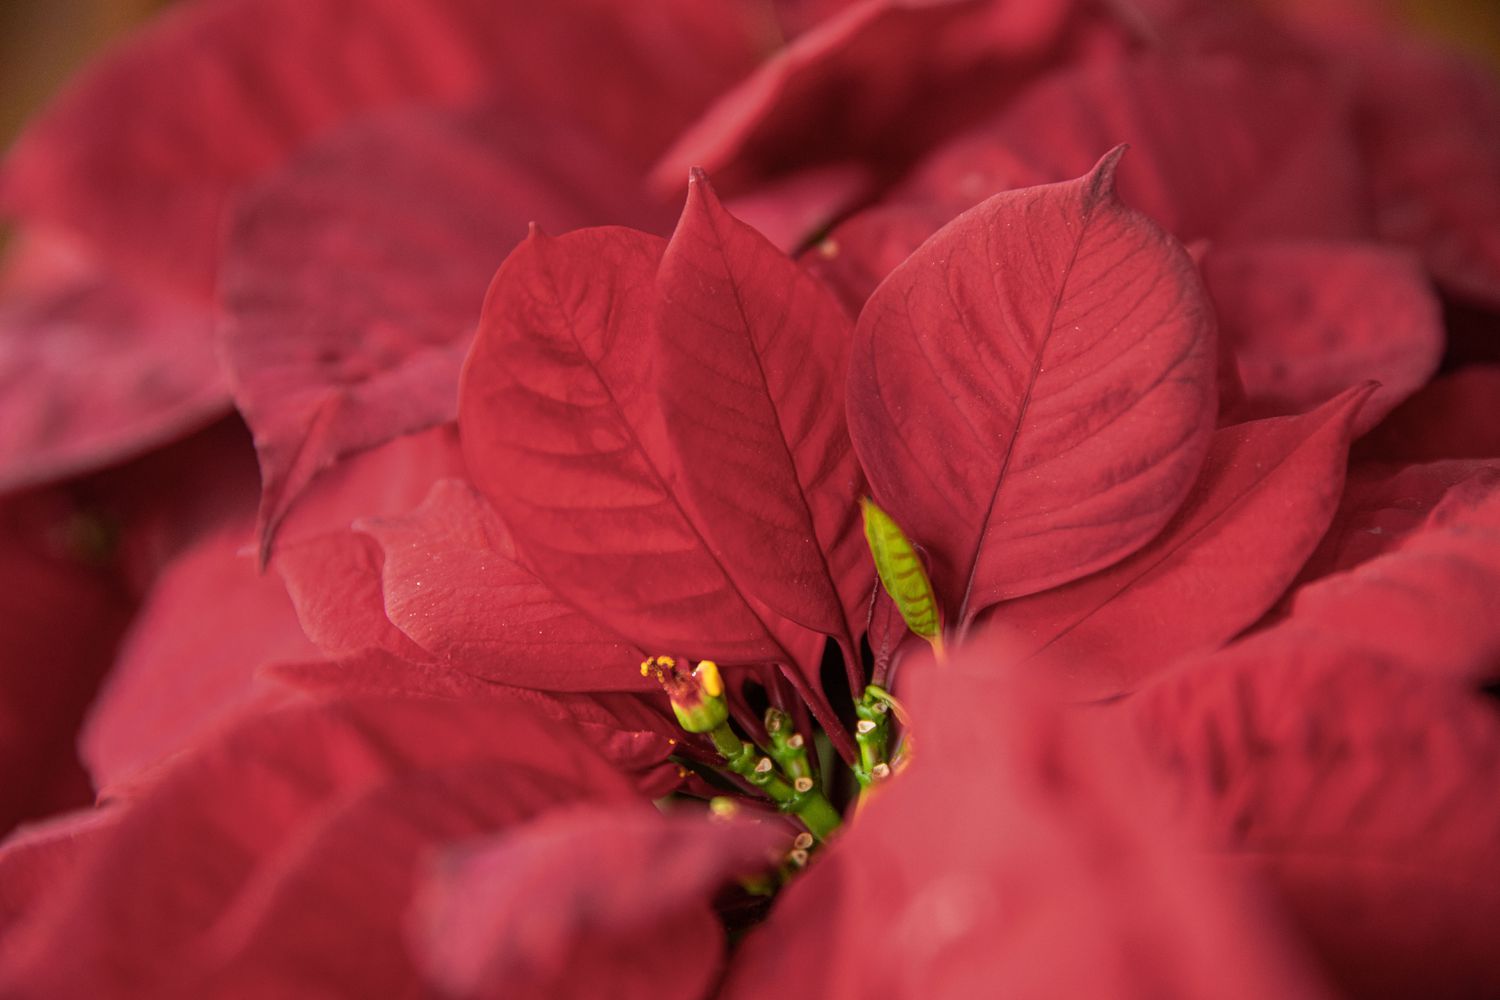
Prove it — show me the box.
[655,173,870,682]
[221,102,666,554]
[358,479,644,692]
[848,150,1216,625]
[0,698,642,998]
[3,0,1500,995]
[0,239,222,494]
[80,528,315,798]
[410,808,786,1000]
[1133,630,1500,998]
[1203,241,1442,432]
[988,386,1371,698]
[722,645,1330,1000]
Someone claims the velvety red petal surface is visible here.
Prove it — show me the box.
[359,478,646,692]
[462,227,797,664]
[656,173,870,670]
[269,425,466,654]
[0,810,116,941]
[0,697,640,998]
[461,224,857,747]
[411,807,785,1000]
[1204,242,1441,432]
[3,0,509,294]
[1339,36,1500,307]
[656,0,1089,203]
[273,531,433,664]
[1295,458,1500,582]
[222,101,666,551]
[723,646,1329,999]
[1273,476,1500,681]
[990,386,1370,697]
[1355,365,1500,463]
[80,527,316,798]
[1133,631,1500,998]
[849,151,1216,624]
[269,651,682,793]
[0,237,224,493]
[1,0,761,296]
[901,54,1367,245]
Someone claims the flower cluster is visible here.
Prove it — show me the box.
[1,0,1498,997]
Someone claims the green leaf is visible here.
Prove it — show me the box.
[860,498,942,643]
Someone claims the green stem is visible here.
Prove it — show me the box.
[852,685,892,788]
[708,722,842,841]
[764,708,813,784]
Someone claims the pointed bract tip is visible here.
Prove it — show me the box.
[1087,145,1129,202]
[683,167,722,214]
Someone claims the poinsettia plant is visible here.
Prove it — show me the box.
[1,0,1498,997]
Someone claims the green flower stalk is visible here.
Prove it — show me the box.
[644,656,842,841]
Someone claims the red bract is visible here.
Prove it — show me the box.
[1294,459,1500,582]
[359,478,643,691]
[0,698,643,998]
[989,386,1370,698]
[900,55,1366,245]
[1356,366,1500,463]
[457,207,854,744]
[410,808,786,1000]
[1273,477,1500,682]
[80,528,314,798]
[655,174,870,680]
[848,150,1216,625]
[1295,24,1500,308]
[1203,242,1442,432]
[0,810,114,941]
[4,0,1500,995]
[0,238,223,493]
[1132,629,1500,998]
[222,102,666,554]
[722,646,1330,999]
[1,0,768,525]
[0,0,761,297]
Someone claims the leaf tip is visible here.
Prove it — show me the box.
[683,166,725,217]
[1088,144,1130,201]
[523,221,552,246]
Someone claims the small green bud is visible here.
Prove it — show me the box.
[860,498,943,646]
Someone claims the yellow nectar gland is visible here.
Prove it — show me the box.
[695,660,723,698]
